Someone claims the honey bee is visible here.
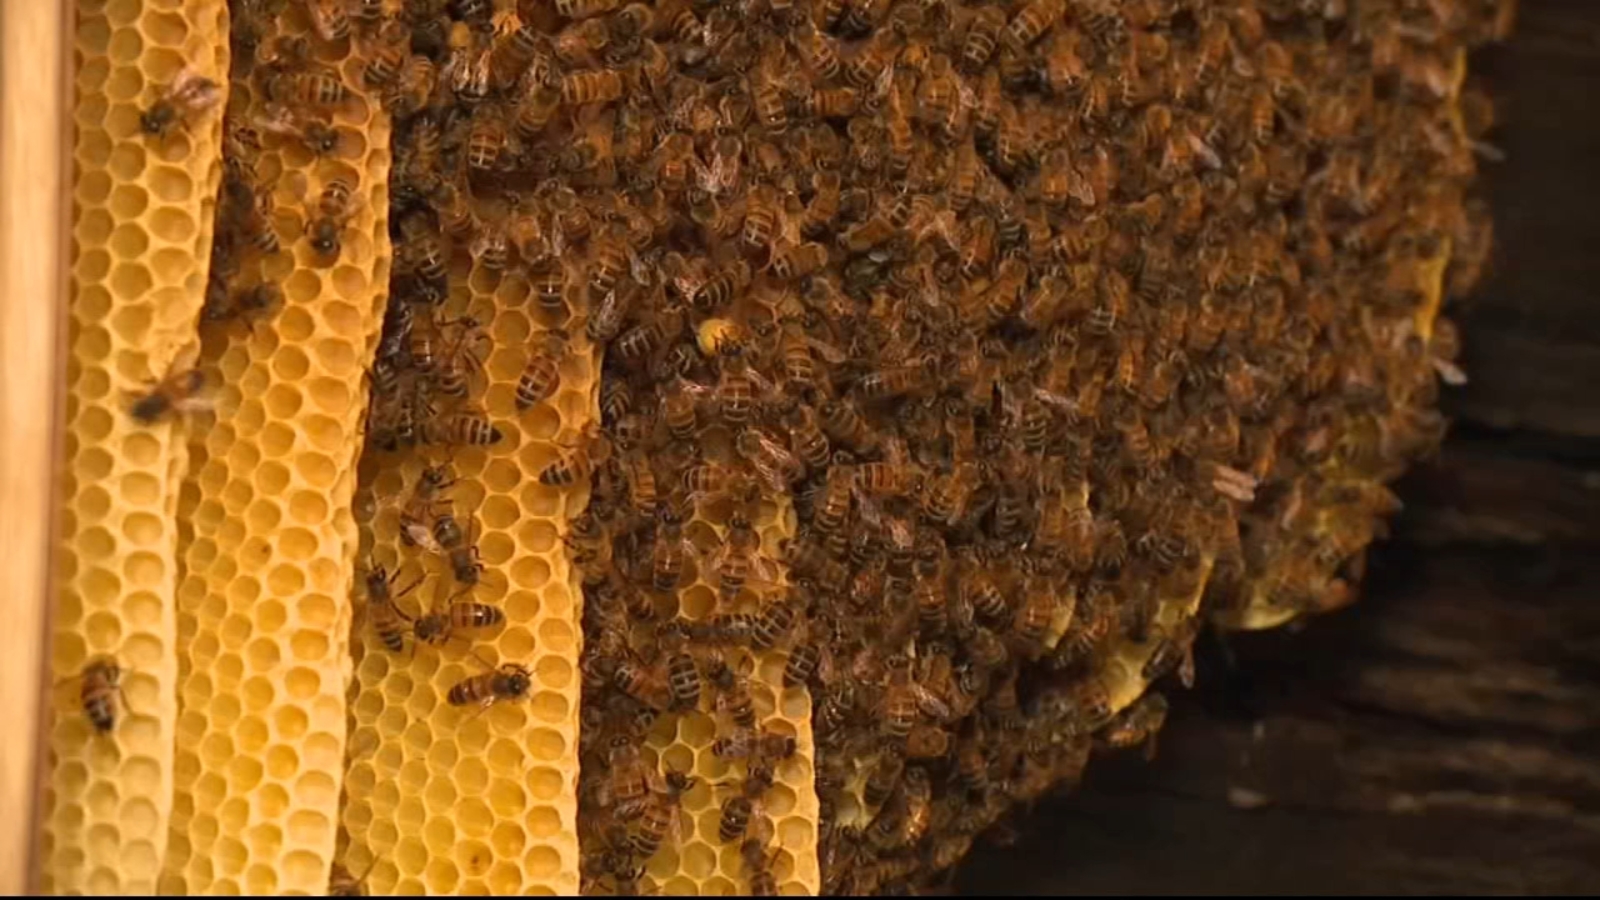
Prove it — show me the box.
[716,762,775,845]
[362,561,423,653]
[801,171,842,237]
[717,354,773,428]
[448,659,533,713]
[432,512,488,589]
[599,740,656,820]
[63,657,131,735]
[630,766,697,858]
[413,589,505,650]
[326,858,377,897]
[1100,692,1168,759]
[694,259,753,311]
[561,68,626,107]
[706,653,756,731]
[708,506,781,602]
[508,330,566,412]
[422,408,503,447]
[750,594,800,652]
[253,102,342,158]
[612,647,674,711]
[961,8,1005,72]
[127,362,209,425]
[266,69,350,109]
[539,425,612,487]
[863,750,905,810]
[556,0,623,18]
[741,832,780,897]
[140,67,223,140]
[782,629,828,689]
[304,178,363,263]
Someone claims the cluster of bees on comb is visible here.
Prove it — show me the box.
[114,0,1505,894]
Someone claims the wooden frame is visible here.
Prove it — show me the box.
[0,0,73,893]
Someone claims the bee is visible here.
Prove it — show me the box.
[708,508,780,602]
[539,425,611,487]
[787,405,831,473]
[305,0,352,41]
[797,23,842,80]
[140,67,223,140]
[764,241,825,283]
[898,765,933,844]
[326,858,377,897]
[413,593,506,648]
[422,409,503,447]
[1142,629,1196,689]
[630,767,697,858]
[509,330,567,412]
[1087,270,1130,337]
[561,68,625,107]
[905,721,951,760]
[694,259,753,311]
[802,171,842,237]
[783,534,849,587]
[362,562,423,653]
[716,353,767,426]
[613,652,673,711]
[267,70,350,109]
[856,364,930,404]
[511,79,561,140]
[464,103,508,173]
[717,763,775,844]
[750,595,799,652]
[656,641,702,713]
[600,741,656,819]
[818,397,879,456]
[253,102,342,159]
[738,424,805,494]
[447,660,533,713]
[555,0,623,19]
[433,512,487,588]
[205,281,285,330]
[1100,692,1168,759]
[304,178,363,263]
[961,8,1005,72]
[433,316,491,400]
[863,751,905,810]
[66,657,132,735]
[706,653,757,730]
[127,362,209,425]
[855,456,918,499]
[741,832,781,897]
[782,631,826,689]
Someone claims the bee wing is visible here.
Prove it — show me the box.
[673,803,696,843]
[911,683,952,721]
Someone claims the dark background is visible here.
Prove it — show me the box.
[953,2,1600,894]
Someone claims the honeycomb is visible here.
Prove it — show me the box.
[34,0,1508,895]
[41,0,229,893]
[589,496,820,896]
[155,1,392,892]
[338,259,593,897]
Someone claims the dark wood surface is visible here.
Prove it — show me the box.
[1448,1,1600,438]
[952,545,1600,896]
[951,3,1600,894]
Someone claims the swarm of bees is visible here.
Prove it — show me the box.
[103,0,1508,894]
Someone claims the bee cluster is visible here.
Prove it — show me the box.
[193,0,1505,894]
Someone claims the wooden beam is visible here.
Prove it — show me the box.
[0,0,72,893]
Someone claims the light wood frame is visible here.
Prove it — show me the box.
[0,0,73,893]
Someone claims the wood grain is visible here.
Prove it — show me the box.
[0,0,72,893]
[954,546,1600,896]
